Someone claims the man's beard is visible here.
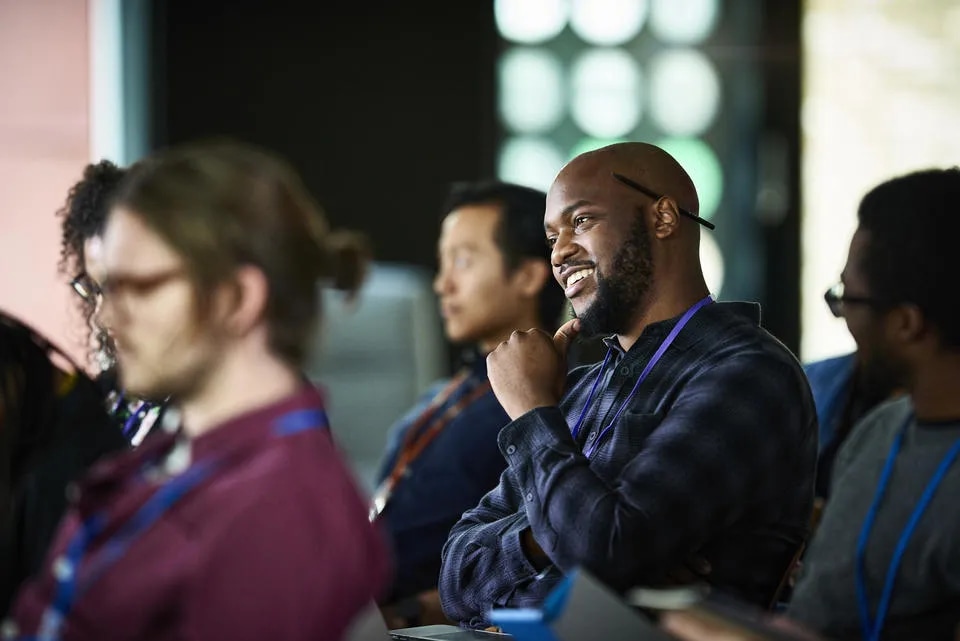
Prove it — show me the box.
[855,344,907,412]
[578,217,654,338]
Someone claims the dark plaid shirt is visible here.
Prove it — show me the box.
[439,302,818,627]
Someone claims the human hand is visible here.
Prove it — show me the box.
[487,318,580,420]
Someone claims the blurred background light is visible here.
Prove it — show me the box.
[569,0,648,46]
[498,48,566,134]
[570,48,643,138]
[649,0,720,45]
[648,49,721,136]
[497,136,566,191]
[656,136,723,221]
[495,0,570,44]
[700,230,725,296]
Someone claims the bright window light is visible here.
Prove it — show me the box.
[801,1,960,361]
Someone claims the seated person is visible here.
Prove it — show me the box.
[0,311,126,615]
[805,346,900,502]
[789,169,960,641]
[374,181,565,628]
[57,160,165,444]
[7,141,389,640]
[438,142,818,627]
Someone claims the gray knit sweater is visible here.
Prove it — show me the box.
[788,396,960,640]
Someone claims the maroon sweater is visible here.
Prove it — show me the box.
[8,386,390,641]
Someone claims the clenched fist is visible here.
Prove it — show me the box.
[487,318,580,420]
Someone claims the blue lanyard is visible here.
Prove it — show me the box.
[121,401,155,438]
[570,295,713,459]
[31,407,329,641]
[855,413,960,641]
[110,392,161,440]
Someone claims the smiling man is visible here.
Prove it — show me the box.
[438,142,818,627]
[373,181,565,629]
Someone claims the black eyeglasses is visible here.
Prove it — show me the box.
[823,282,886,318]
[612,172,716,230]
[70,273,103,302]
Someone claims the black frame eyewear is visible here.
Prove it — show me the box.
[823,282,887,318]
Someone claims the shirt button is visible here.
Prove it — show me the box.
[525,492,534,502]
[506,445,517,455]
[587,431,597,442]
[619,366,631,376]
[52,556,74,581]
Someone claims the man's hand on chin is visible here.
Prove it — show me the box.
[487,319,580,420]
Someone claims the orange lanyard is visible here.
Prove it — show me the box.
[384,370,492,488]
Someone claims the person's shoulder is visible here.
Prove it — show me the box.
[695,302,803,371]
[186,432,365,532]
[836,396,911,467]
[803,353,857,404]
[700,301,785,351]
[864,395,910,430]
[804,352,856,377]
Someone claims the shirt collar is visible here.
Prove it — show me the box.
[598,301,762,356]
[188,385,327,462]
[76,385,327,506]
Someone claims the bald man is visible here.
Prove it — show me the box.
[438,143,818,627]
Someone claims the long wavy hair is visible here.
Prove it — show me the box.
[56,160,127,370]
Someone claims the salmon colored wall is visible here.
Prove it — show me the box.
[0,0,90,365]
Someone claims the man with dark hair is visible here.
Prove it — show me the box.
[7,141,387,641]
[374,181,564,628]
[789,168,960,641]
[439,142,817,627]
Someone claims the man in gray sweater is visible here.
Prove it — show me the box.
[788,168,960,641]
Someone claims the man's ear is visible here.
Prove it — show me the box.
[511,258,551,298]
[221,265,270,337]
[888,303,926,345]
[652,197,681,240]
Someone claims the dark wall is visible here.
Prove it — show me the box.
[151,1,497,270]
[757,0,802,353]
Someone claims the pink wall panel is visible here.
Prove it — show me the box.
[0,0,91,365]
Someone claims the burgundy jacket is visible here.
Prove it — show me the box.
[8,386,390,641]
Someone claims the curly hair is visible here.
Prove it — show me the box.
[56,160,127,368]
